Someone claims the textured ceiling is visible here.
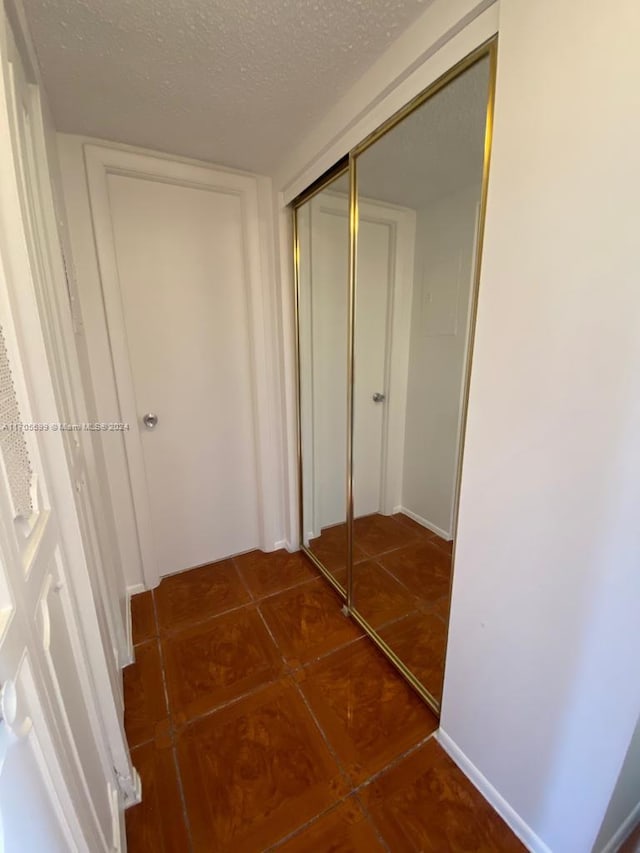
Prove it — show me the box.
[24,0,435,174]
[331,56,489,209]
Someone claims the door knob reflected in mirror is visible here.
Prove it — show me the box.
[142,413,159,429]
[372,392,386,403]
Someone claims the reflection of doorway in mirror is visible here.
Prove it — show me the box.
[301,191,417,535]
[353,200,416,520]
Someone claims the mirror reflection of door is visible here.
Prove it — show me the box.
[297,179,350,586]
[351,54,492,708]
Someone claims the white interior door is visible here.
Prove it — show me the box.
[87,155,266,579]
[0,283,116,852]
[3,13,128,673]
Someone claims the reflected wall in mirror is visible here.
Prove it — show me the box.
[351,52,493,708]
[296,171,350,590]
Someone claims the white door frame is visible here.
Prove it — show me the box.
[82,144,284,589]
[3,16,130,672]
[0,3,138,831]
[302,191,415,530]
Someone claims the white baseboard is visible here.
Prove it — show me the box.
[126,767,142,810]
[598,800,640,853]
[125,584,145,666]
[437,729,550,853]
[395,505,452,541]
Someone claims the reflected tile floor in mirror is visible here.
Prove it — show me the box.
[312,512,452,702]
[124,549,524,852]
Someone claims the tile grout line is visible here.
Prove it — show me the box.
[354,729,438,794]
[256,597,365,675]
[264,800,349,852]
[151,589,195,853]
[370,553,451,617]
[260,677,361,849]
[133,542,442,851]
[165,608,365,736]
[352,791,392,853]
[291,678,354,792]
[289,631,365,672]
[154,616,365,737]
[266,684,438,850]
[155,571,330,641]
[230,556,258,603]
[175,674,280,732]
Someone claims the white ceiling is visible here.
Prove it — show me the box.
[24,0,435,175]
[331,56,489,209]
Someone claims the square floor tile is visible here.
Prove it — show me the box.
[154,559,250,632]
[259,578,362,668]
[162,605,285,724]
[354,513,420,557]
[338,560,419,629]
[130,590,156,645]
[308,523,368,573]
[272,797,385,852]
[124,639,169,748]
[297,639,437,785]
[125,740,189,853]
[176,679,348,852]
[363,738,526,852]
[377,610,448,704]
[234,548,317,598]
[379,542,451,606]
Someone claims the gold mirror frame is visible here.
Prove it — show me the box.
[292,37,498,716]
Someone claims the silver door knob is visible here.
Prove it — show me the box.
[142,413,158,429]
[372,392,386,403]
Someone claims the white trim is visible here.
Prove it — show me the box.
[125,583,145,663]
[597,801,640,853]
[437,729,549,853]
[395,505,452,541]
[129,767,142,809]
[1,7,137,822]
[274,193,300,550]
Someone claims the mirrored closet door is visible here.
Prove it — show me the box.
[295,169,351,591]
[293,40,496,714]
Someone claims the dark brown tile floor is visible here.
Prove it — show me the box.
[311,512,453,701]
[125,549,524,852]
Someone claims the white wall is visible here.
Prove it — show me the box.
[401,184,480,538]
[441,1,640,852]
[594,716,640,852]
